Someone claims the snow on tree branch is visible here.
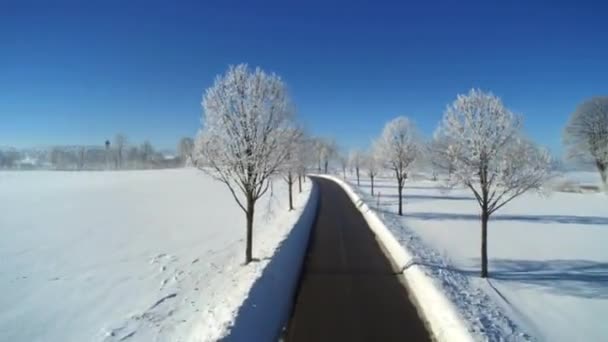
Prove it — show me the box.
[434,88,551,277]
[195,64,298,264]
[349,149,363,185]
[196,64,296,210]
[280,127,305,177]
[348,150,362,171]
[376,116,419,181]
[435,89,551,209]
[364,144,382,196]
[564,96,608,187]
[178,137,194,166]
[313,137,337,173]
[365,148,380,178]
[375,116,419,215]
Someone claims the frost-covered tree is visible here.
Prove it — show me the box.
[435,89,551,278]
[178,137,194,166]
[313,139,323,172]
[364,149,380,196]
[376,116,419,216]
[78,147,86,170]
[428,135,455,180]
[313,138,336,173]
[564,96,608,189]
[281,128,304,211]
[295,136,314,193]
[126,146,140,169]
[321,139,337,174]
[114,134,127,169]
[0,150,20,169]
[338,151,348,178]
[140,141,154,168]
[195,64,297,264]
[105,140,111,169]
[349,150,363,186]
[50,147,66,170]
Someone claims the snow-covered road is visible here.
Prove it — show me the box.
[0,169,312,341]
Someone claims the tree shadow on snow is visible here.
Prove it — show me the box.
[220,184,319,341]
[249,257,272,263]
[481,259,608,299]
[357,183,448,192]
[357,183,401,190]
[404,212,608,226]
[404,185,448,190]
[380,193,475,201]
[409,259,608,299]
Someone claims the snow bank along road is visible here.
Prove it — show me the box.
[285,177,431,341]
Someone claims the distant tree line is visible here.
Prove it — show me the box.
[0,134,196,170]
[0,150,23,168]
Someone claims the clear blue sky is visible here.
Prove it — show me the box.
[2,0,607,153]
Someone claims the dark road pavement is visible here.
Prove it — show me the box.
[285,177,431,342]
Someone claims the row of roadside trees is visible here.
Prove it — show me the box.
[342,90,607,278]
[190,63,607,273]
[193,64,364,264]
[192,64,368,265]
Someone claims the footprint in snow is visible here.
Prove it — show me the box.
[149,253,167,264]
[150,253,178,264]
[104,325,137,342]
[149,293,177,310]
[103,293,178,342]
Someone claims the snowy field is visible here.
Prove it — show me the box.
[557,171,602,186]
[348,172,607,341]
[0,169,311,342]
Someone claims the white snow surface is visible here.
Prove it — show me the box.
[0,169,313,342]
[345,173,608,341]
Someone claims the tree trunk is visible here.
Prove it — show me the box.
[288,173,294,211]
[597,161,607,189]
[342,167,346,179]
[324,161,328,174]
[298,174,302,193]
[245,196,254,264]
[481,211,489,278]
[356,168,360,186]
[398,183,403,216]
[371,175,375,196]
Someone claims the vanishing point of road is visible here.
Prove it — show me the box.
[285,177,431,341]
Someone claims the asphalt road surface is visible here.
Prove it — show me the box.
[285,177,432,342]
